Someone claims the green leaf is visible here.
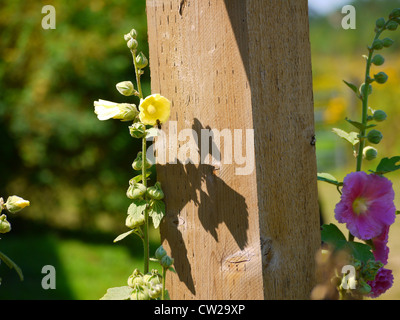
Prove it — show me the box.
[168,266,176,273]
[346,242,374,263]
[0,251,24,281]
[332,128,359,146]
[148,199,165,229]
[345,118,376,131]
[100,286,133,300]
[127,199,147,217]
[113,230,135,243]
[374,156,400,175]
[317,173,343,186]
[343,80,358,94]
[321,224,374,264]
[321,224,347,247]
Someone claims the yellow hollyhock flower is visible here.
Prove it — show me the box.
[94,99,138,122]
[139,94,171,126]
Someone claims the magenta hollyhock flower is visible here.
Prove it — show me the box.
[334,171,396,240]
[372,226,390,265]
[368,267,394,298]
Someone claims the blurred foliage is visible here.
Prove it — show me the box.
[311,0,400,174]
[0,0,151,232]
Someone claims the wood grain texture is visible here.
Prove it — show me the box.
[146,0,320,299]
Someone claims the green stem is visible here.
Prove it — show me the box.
[355,32,382,172]
[162,267,167,300]
[131,49,143,99]
[142,137,149,274]
[131,48,148,273]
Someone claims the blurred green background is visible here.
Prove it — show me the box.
[0,0,400,299]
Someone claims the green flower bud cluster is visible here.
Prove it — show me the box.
[127,269,163,300]
[155,245,174,268]
[0,196,30,234]
[363,108,388,161]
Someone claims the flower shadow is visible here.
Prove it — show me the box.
[155,119,249,296]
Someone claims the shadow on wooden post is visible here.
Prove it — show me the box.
[146,0,320,299]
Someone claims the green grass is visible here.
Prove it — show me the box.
[0,221,161,299]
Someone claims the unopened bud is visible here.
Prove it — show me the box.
[389,8,400,19]
[363,146,378,160]
[382,38,394,48]
[376,17,386,29]
[127,38,138,50]
[0,214,11,233]
[160,255,174,268]
[127,269,144,288]
[116,81,137,96]
[129,122,146,139]
[130,286,150,300]
[146,182,164,200]
[126,182,146,200]
[373,110,387,122]
[367,129,383,144]
[155,245,167,260]
[371,54,385,66]
[5,196,30,213]
[129,29,137,39]
[132,152,152,171]
[372,39,384,50]
[135,52,148,69]
[125,213,145,229]
[374,72,388,84]
[386,20,399,31]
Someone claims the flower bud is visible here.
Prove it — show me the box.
[376,17,386,29]
[372,39,384,50]
[126,182,146,200]
[129,122,146,139]
[359,83,372,97]
[135,52,148,69]
[127,269,144,288]
[129,29,137,39]
[130,286,150,300]
[148,283,162,299]
[146,182,164,200]
[143,270,162,286]
[160,255,174,268]
[155,245,167,260]
[127,38,138,50]
[371,54,385,66]
[363,146,378,160]
[125,213,145,229]
[0,214,11,233]
[0,197,4,214]
[5,196,30,213]
[382,38,394,48]
[373,110,387,122]
[367,129,383,144]
[124,33,131,41]
[386,20,399,31]
[374,72,388,84]
[363,260,384,281]
[357,279,372,295]
[132,152,152,171]
[116,81,137,96]
[389,8,400,19]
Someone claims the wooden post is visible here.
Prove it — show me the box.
[146,0,320,299]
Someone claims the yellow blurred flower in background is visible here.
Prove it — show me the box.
[324,96,347,124]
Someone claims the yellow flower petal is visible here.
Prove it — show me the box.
[139,94,171,125]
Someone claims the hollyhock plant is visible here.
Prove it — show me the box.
[367,267,394,298]
[334,171,396,240]
[316,8,400,300]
